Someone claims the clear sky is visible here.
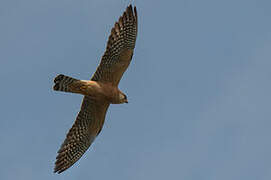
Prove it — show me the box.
[1,0,271,179]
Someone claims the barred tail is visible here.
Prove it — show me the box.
[53,74,79,92]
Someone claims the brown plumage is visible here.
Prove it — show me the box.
[53,5,138,173]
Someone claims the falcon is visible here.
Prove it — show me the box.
[53,5,137,173]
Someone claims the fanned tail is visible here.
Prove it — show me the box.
[53,74,79,93]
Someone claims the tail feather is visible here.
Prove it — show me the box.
[53,74,79,92]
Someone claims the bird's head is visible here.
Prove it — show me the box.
[118,92,128,104]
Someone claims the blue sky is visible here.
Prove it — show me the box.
[1,0,271,179]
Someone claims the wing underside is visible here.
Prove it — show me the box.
[91,5,138,85]
[54,97,109,173]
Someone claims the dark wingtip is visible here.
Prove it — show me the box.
[54,162,68,174]
[126,4,133,15]
[54,160,65,174]
[134,6,137,17]
[126,4,137,24]
[54,168,62,174]
[54,168,64,174]
[53,168,58,174]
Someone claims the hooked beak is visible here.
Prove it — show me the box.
[125,100,128,103]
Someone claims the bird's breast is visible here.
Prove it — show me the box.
[86,81,118,102]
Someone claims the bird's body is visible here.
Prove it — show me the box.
[54,75,126,104]
[53,5,138,173]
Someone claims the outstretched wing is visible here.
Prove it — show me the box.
[91,5,138,85]
[54,97,109,173]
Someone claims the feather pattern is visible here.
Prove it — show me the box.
[54,97,109,173]
[91,5,138,85]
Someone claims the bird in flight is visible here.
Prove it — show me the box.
[53,5,137,173]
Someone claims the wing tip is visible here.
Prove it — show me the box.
[54,156,70,174]
[54,166,67,174]
[134,6,137,17]
[126,4,137,18]
[127,4,137,27]
[54,163,64,174]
